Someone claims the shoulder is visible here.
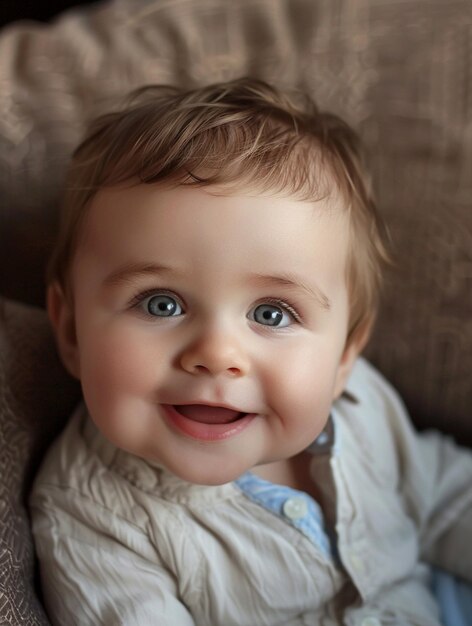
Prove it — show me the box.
[341,357,408,428]
[30,405,139,506]
[336,357,406,419]
[332,358,414,475]
[345,357,402,402]
[29,406,169,549]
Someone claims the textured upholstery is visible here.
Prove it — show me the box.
[0,0,471,623]
[0,299,80,624]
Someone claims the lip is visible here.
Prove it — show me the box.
[161,404,256,442]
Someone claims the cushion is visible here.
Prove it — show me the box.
[0,298,80,624]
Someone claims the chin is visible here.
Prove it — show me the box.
[169,460,248,487]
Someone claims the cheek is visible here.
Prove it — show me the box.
[77,323,169,403]
[261,339,341,414]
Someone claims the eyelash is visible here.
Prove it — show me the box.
[128,288,184,310]
[256,297,302,323]
[128,289,303,324]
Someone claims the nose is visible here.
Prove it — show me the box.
[179,328,250,377]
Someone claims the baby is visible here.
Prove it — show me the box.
[30,78,472,625]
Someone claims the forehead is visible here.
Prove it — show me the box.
[74,183,350,288]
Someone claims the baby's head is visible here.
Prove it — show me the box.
[48,78,390,485]
[50,78,387,344]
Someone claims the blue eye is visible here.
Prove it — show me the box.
[250,303,294,328]
[142,294,183,317]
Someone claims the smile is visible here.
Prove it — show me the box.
[161,404,256,442]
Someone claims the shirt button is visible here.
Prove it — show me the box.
[283,497,308,520]
[361,618,382,626]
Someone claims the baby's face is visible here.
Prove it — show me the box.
[62,183,356,485]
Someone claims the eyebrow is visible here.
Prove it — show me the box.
[103,264,331,310]
[103,263,176,287]
[248,272,331,310]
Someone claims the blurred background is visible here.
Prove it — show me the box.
[0,0,96,26]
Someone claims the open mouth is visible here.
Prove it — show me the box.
[162,404,255,441]
[172,404,247,425]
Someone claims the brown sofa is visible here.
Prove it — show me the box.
[1,0,471,623]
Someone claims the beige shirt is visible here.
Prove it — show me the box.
[30,358,472,625]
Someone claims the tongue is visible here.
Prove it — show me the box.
[175,405,243,424]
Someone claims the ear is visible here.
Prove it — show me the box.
[332,317,373,399]
[47,282,81,379]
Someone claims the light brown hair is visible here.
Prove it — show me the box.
[48,77,390,342]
